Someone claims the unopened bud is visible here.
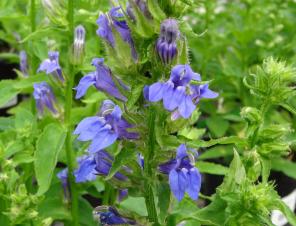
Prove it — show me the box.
[72,25,86,65]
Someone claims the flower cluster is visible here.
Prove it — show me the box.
[93,206,135,225]
[144,64,218,119]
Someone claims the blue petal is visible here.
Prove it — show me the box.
[200,84,219,99]
[169,169,188,201]
[148,82,164,102]
[186,168,201,200]
[176,144,187,159]
[74,73,96,99]
[73,116,105,141]
[88,128,118,153]
[178,95,196,119]
[163,86,185,111]
[111,105,122,120]
[74,155,97,183]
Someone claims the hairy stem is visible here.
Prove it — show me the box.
[144,107,159,225]
[65,1,79,226]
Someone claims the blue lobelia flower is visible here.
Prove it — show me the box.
[19,51,28,77]
[96,7,137,60]
[57,168,70,199]
[74,58,127,101]
[156,19,179,64]
[37,51,65,83]
[74,150,128,183]
[33,82,58,117]
[93,206,136,225]
[144,64,218,119]
[158,144,202,201]
[73,100,138,153]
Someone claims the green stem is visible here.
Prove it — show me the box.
[65,1,79,226]
[30,0,38,73]
[144,107,159,226]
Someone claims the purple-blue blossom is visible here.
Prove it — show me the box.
[33,82,58,117]
[57,168,69,199]
[96,7,137,59]
[94,206,135,225]
[73,100,138,153]
[73,25,86,65]
[19,51,28,77]
[74,58,127,101]
[158,144,201,201]
[37,51,64,83]
[156,19,179,64]
[74,150,128,182]
[144,64,218,119]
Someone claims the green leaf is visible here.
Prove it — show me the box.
[120,196,148,216]
[79,197,97,226]
[199,146,233,160]
[34,123,66,195]
[271,158,296,180]
[157,183,171,223]
[205,116,229,137]
[189,196,226,226]
[0,80,19,107]
[106,148,135,180]
[15,108,35,130]
[197,161,228,175]
[179,127,205,140]
[127,84,144,109]
[147,0,166,22]
[188,136,246,149]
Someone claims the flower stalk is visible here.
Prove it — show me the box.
[144,107,159,225]
[64,1,79,225]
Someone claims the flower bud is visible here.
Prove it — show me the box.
[72,25,86,65]
[156,19,179,64]
[240,107,262,125]
[19,51,28,77]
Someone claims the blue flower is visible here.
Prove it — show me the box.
[96,7,137,60]
[118,189,128,202]
[19,51,28,77]
[74,58,127,101]
[158,144,202,201]
[37,51,64,83]
[73,100,138,153]
[94,206,136,225]
[33,82,58,117]
[156,19,179,64]
[72,25,86,65]
[57,168,70,199]
[144,64,218,119]
[74,150,128,182]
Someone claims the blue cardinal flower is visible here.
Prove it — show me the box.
[57,168,70,199]
[19,51,28,77]
[33,82,58,117]
[144,64,218,119]
[96,7,137,60]
[37,51,64,83]
[156,19,179,64]
[73,100,138,153]
[158,144,202,201]
[74,150,128,182]
[94,206,136,225]
[74,58,127,101]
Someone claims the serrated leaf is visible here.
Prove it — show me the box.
[179,127,205,140]
[188,136,246,149]
[199,146,233,160]
[35,123,66,195]
[205,116,229,137]
[0,80,19,107]
[106,148,135,180]
[120,196,148,216]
